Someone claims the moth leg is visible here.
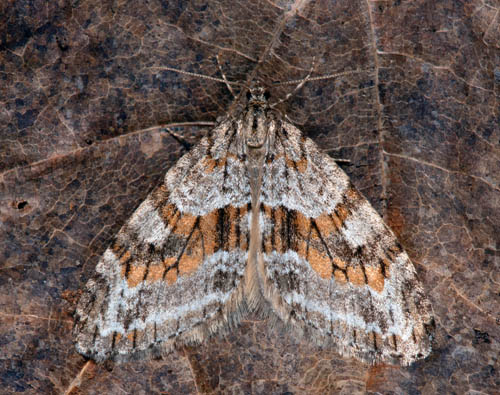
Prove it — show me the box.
[216,53,237,99]
[270,57,317,108]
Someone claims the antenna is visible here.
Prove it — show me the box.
[270,68,364,108]
[149,66,244,87]
[151,60,365,108]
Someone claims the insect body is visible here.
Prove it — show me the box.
[74,86,434,365]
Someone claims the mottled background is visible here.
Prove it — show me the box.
[0,0,498,394]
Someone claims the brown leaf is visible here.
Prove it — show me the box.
[1,0,498,393]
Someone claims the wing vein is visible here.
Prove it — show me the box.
[162,216,201,279]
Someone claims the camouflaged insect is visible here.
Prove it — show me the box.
[74,85,434,365]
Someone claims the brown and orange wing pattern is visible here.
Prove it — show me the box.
[74,121,251,362]
[259,122,434,365]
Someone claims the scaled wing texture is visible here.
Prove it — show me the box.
[74,122,251,362]
[74,88,434,365]
[259,121,434,365]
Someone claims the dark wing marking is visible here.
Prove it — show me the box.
[259,121,434,365]
[74,121,250,362]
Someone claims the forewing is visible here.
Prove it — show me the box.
[259,121,434,365]
[74,121,251,361]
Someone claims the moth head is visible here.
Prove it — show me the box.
[246,85,271,106]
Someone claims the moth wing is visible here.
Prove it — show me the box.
[259,122,434,365]
[74,122,251,361]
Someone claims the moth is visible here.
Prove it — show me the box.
[74,72,434,365]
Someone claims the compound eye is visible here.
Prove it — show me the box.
[264,91,271,100]
[246,91,252,100]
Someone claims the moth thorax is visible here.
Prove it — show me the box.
[243,105,271,150]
